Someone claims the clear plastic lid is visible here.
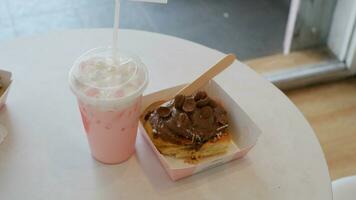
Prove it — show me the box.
[69,47,149,107]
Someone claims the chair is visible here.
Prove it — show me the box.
[332,175,356,200]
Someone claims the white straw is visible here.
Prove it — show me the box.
[113,0,121,64]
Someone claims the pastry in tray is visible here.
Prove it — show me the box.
[0,76,5,97]
[141,91,232,163]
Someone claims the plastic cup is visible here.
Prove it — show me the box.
[69,47,148,164]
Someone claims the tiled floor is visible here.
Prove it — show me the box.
[0,0,289,60]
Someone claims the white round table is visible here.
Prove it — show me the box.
[0,29,332,199]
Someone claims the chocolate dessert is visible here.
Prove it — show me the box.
[142,91,232,162]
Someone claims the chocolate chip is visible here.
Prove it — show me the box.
[217,113,228,125]
[182,97,196,112]
[209,99,217,108]
[177,112,190,127]
[200,106,213,119]
[214,106,227,115]
[214,106,228,124]
[157,106,171,118]
[174,95,185,109]
[196,97,210,108]
[194,91,207,101]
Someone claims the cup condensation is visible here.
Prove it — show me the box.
[69,47,148,164]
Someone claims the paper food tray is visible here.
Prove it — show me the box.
[139,80,261,181]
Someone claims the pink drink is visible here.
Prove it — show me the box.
[78,98,141,163]
[69,47,148,164]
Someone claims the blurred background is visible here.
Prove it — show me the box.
[0,0,289,60]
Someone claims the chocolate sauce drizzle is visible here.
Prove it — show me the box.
[145,91,229,150]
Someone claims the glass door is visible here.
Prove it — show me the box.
[269,0,356,90]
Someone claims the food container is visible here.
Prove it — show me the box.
[0,69,12,109]
[138,80,262,181]
[0,69,12,144]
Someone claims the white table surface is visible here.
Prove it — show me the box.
[0,29,332,200]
